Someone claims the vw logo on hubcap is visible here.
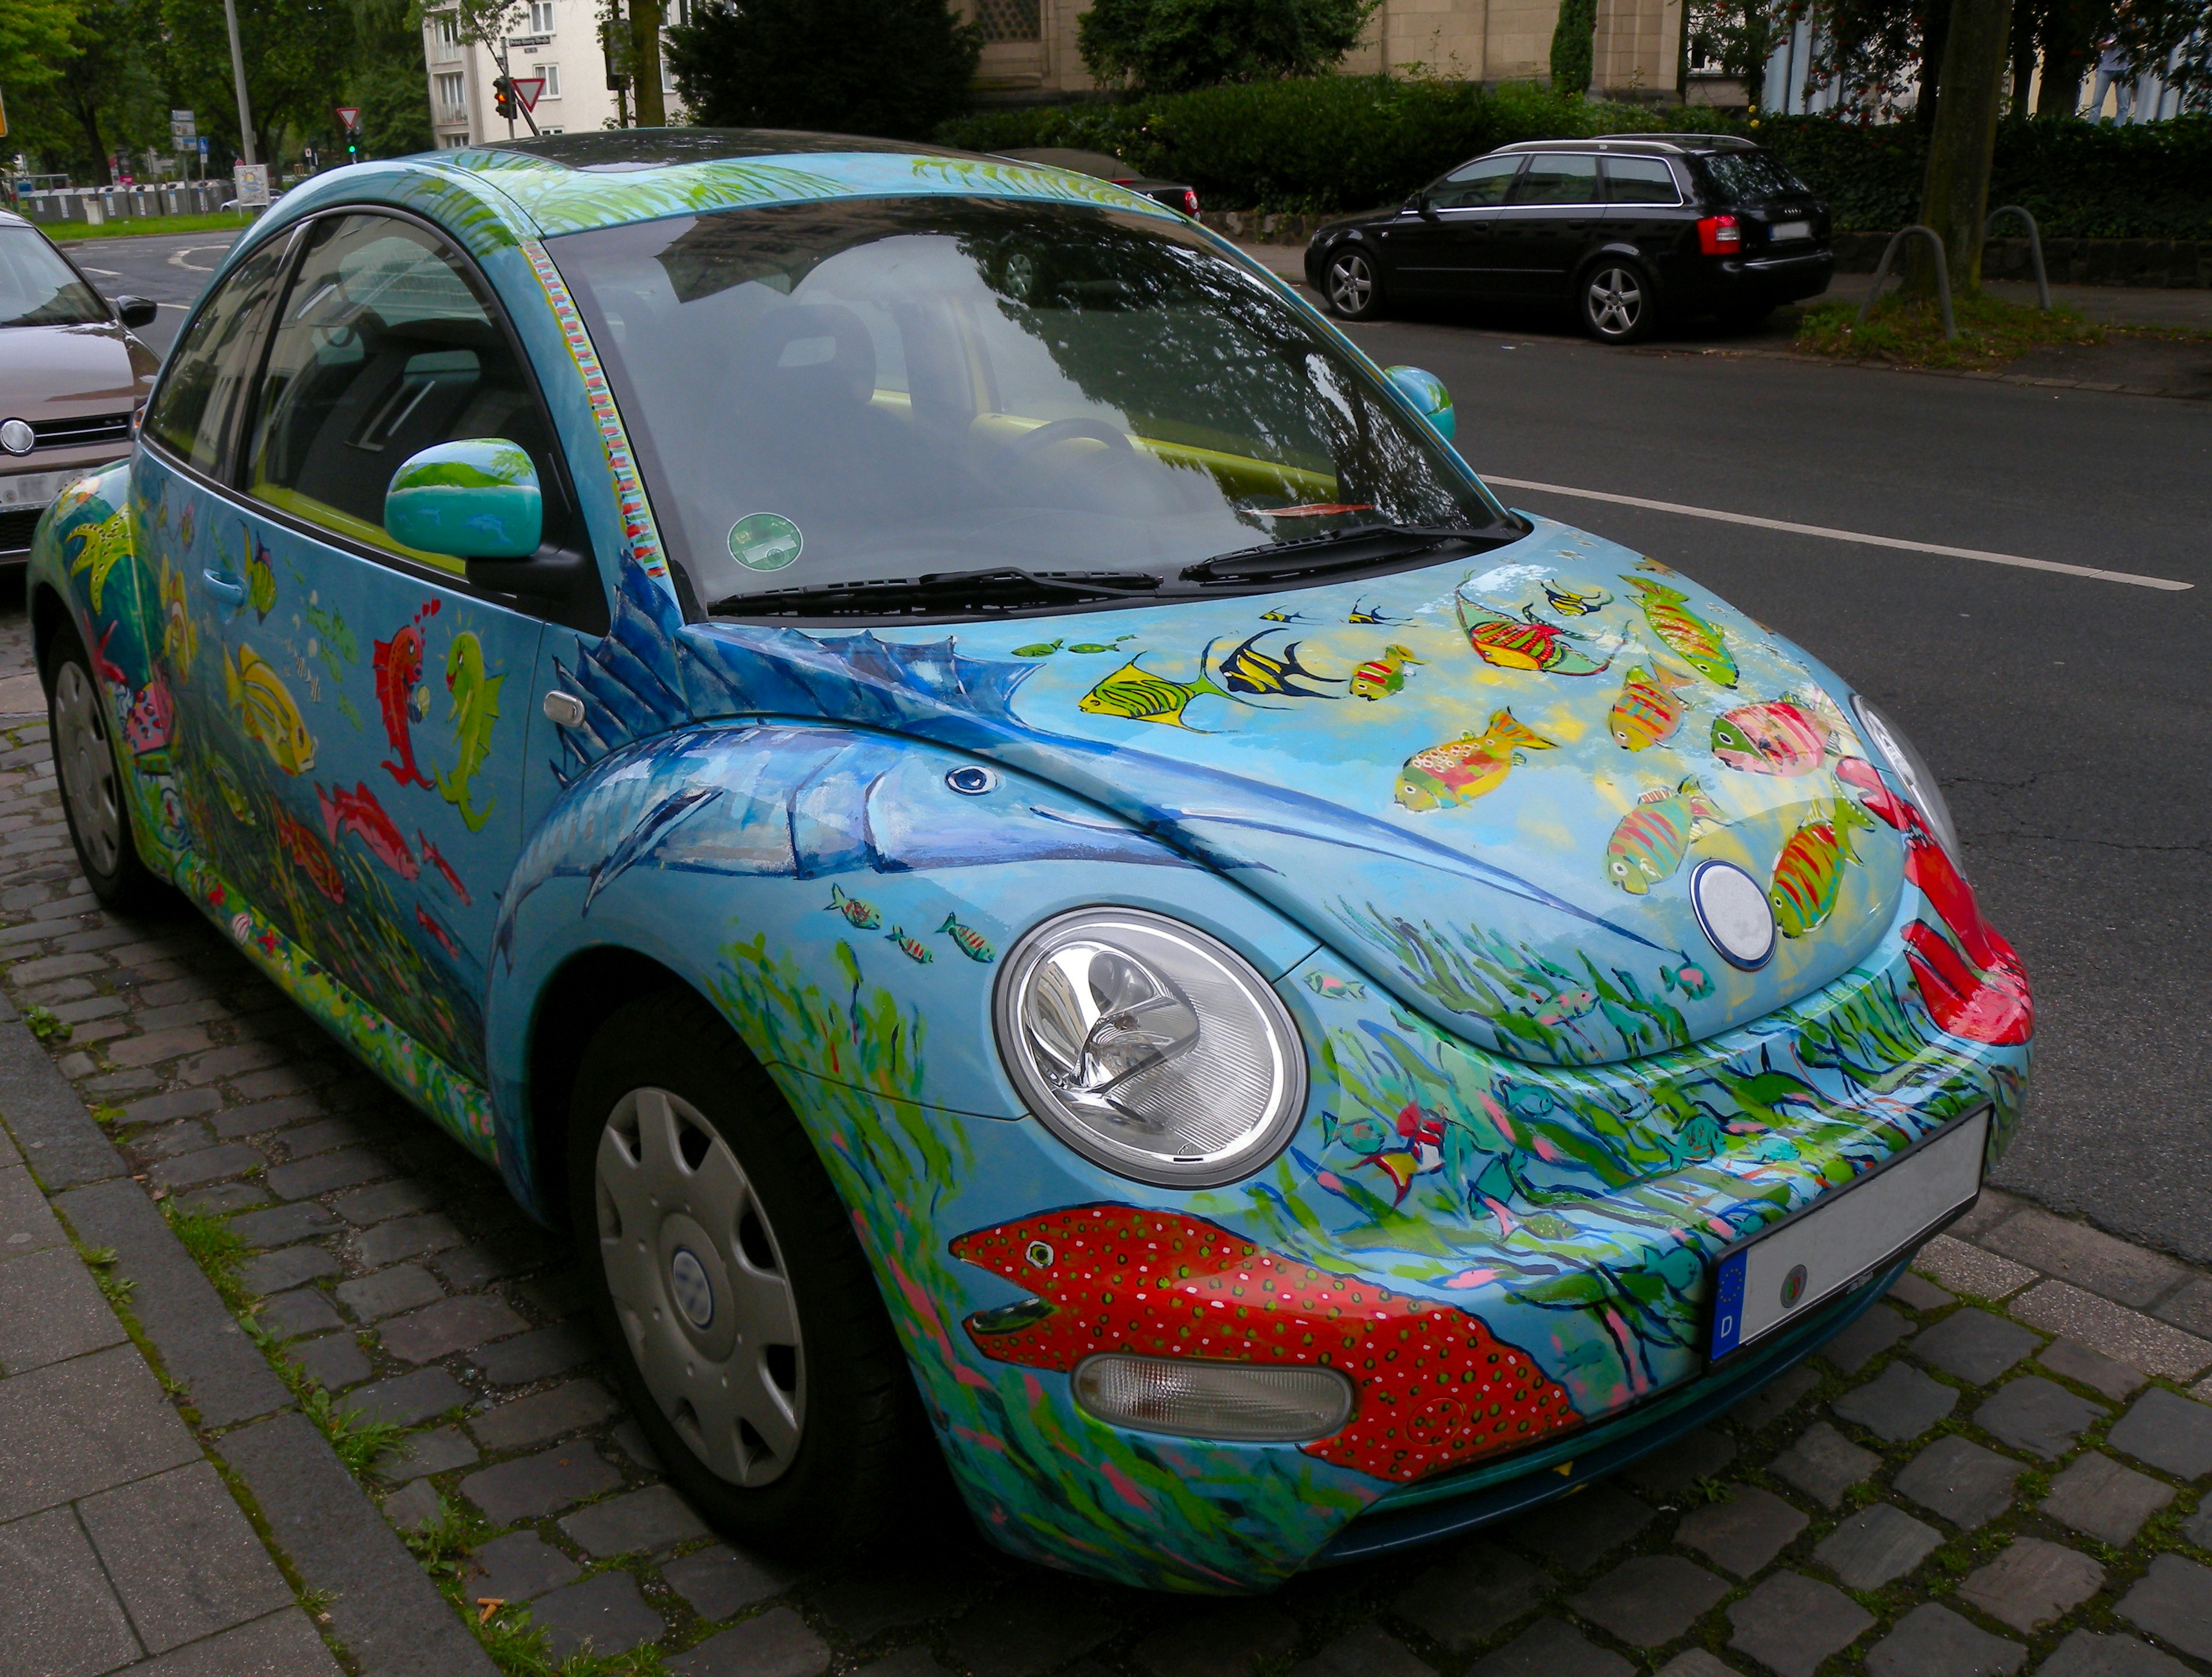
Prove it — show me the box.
[669,1247,715,1329]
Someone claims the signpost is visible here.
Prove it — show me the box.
[509,77,545,113]
[170,109,196,179]
[334,104,362,165]
[232,162,271,211]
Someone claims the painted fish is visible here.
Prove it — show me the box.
[418,830,470,905]
[373,606,438,790]
[158,556,197,679]
[1396,710,1558,810]
[415,904,460,958]
[223,644,315,775]
[1078,658,1227,730]
[1625,578,1735,687]
[1257,608,1310,624]
[825,883,881,929]
[1305,973,1368,1000]
[885,925,934,963]
[274,807,344,904]
[1456,597,1612,678]
[1346,1101,1448,1203]
[1209,628,1343,701]
[437,629,503,832]
[211,757,256,826]
[1350,644,1422,701]
[1067,634,1136,655]
[1348,600,1410,627]
[1543,582,1610,617]
[245,534,276,621]
[950,1205,1580,1484]
[1609,663,1695,751]
[1012,639,1065,658]
[1659,959,1715,999]
[176,499,196,552]
[937,913,995,962]
[317,780,419,880]
[1711,697,1840,776]
[122,678,173,758]
[1605,776,1721,894]
[1768,797,1878,936]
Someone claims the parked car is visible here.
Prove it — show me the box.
[0,208,159,565]
[995,146,1201,216]
[1305,135,1834,343]
[29,130,2026,1592]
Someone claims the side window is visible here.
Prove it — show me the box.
[142,238,290,476]
[1605,157,1682,205]
[243,213,567,574]
[1508,155,1601,207]
[1430,156,1522,211]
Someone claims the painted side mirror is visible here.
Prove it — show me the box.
[384,438,543,561]
[1383,365,1455,442]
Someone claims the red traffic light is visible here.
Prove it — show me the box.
[493,76,518,120]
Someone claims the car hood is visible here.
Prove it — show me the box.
[647,519,1905,1067]
[0,321,150,417]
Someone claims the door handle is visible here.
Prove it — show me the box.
[202,568,247,607]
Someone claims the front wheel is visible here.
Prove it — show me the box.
[47,623,166,911]
[1323,245,1387,320]
[1579,260,1658,344]
[567,990,922,1557]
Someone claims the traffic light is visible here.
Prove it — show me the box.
[346,136,358,160]
[493,77,517,120]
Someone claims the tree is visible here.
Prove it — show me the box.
[1684,0,1790,105]
[17,0,168,184]
[1551,0,1597,94]
[1075,0,1379,94]
[664,0,979,138]
[348,0,433,157]
[1914,0,2009,290]
[164,0,351,164]
[0,0,80,94]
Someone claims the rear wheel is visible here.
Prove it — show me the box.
[567,990,921,1557]
[46,624,165,911]
[1579,259,1657,344]
[1323,245,1387,321]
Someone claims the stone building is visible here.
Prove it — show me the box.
[420,0,689,150]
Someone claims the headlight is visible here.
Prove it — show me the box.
[1852,696,1963,866]
[994,907,1306,1187]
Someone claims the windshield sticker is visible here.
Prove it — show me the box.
[729,513,803,572]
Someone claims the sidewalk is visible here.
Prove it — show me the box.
[5,586,2212,1675]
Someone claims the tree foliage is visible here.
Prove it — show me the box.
[1550,0,1597,95]
[665,0,980,138]
[1075,0,1380,94]
[0,0,82,92]
[1685,0,1791,105]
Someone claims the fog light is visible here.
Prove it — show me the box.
[1072,1354,1354,1442]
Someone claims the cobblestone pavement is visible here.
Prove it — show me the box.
[7,591,2212,1677]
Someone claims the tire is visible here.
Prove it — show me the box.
[1578,259,1658,344]
[46,621,166,912]
[1322,244,1387,321]
[567,988,923,1558]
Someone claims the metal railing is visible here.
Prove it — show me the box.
[1857,224,1956,342]
[1985,205,2051,310]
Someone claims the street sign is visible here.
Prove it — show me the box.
[198,136,210,158]
[510,77,545,112]
[334,105,361,131]
[171,109,196,151]
[233,162,270,207]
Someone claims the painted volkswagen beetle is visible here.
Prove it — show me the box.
[27,129,2032,1593]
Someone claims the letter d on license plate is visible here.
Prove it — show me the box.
[1710,1108,1988,1359]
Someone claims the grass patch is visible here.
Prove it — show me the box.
[44,210,255,241]
[1796,290,2106,369]
[301,1385,406,1477]
[161,1202,251,1310]
[24,1004,73,1044]
[82,1244,136,1304]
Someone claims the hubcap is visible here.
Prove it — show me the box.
[1588,268,1643,336]
[596,1088,805,1488]
[1329,254,1373,314]
[54,660,122,876]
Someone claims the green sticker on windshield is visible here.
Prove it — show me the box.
[729,512,803,572]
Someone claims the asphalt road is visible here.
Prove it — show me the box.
[39,229,2212,1262]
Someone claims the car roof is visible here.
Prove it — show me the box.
[1495,134,1760,156]
[0,209,27,230]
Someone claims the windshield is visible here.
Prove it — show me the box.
[547,197,1508,610]
[0,228,108,328]
[1696,151,1809,204]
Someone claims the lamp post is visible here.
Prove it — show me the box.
[221,0,257,164]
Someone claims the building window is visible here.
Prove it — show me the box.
[435,71,468,117]
[429,10,463,60]
[528,0,555,31]
[539,63,562,97]
[438,131,472,148]
[975,0,1040,41]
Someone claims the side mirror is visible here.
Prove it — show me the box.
[1408,192,1438,220]
[114,295,157,328]
[385,438,543,561]
[1383,365,1455,443]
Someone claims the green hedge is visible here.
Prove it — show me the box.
[936,81,2212,238]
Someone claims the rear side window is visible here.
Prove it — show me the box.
[1509,155,1601,206]
[142,238,290,476]
[1604,157,1681,205]
[1430,155,1522,210]
[1695,150,1809,204]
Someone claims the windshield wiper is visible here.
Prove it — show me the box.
[1180,523,1496,585]
[714,567,1166,619]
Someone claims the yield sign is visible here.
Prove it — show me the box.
[510,77,545,112]
[334,105,361,130]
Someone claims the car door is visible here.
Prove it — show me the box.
[1600,154,1690,269]
[207,209,588,1081]
[1381,155,1523,297]
[1491,153,1604,298]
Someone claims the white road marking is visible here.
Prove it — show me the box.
[167,245,230,271]
[1483,475,2191,592]
[77,265,122,276]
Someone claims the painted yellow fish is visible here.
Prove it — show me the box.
[158,555,198,680]
[1079,657,1227,730]
[1396,710,1558,810]
[1543,582,1611,617]
[223,643,315,775]
[66,508,132,614]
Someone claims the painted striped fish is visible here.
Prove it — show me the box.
[1626,578,1736,688]
[1078,657,1227,730]
[1605,776,1721,894]
[1609,663,1695,751]
[1396,710,1558,810]
[1769,798,1878,936]
[937,913,995,962]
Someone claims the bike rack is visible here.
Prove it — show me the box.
[1986,204,2052,310]
[1857,225,1956,341]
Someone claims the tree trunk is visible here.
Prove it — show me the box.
[2008,0,2037,113]
[1914,0,2011,296]
[1917,0,1955,131]
[2036,0,2097,113]
[69,91,113,185]
[630,0,665,126]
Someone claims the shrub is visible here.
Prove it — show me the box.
[1077,0,1381,94]
[1550,0,1597,97]
[668,0,981,140]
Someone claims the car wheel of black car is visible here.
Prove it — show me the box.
[569,988,922,1558]
[1323,245,1387,320]
[45,623,166,911]
[1579,259,1656,344]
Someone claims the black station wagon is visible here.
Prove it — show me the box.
[1305,135,1834,343]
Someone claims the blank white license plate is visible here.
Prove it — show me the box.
[1711,1109,1988,1358]
[1770,221,1812,241]
[0,471,78,511]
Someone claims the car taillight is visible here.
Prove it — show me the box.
[1698,214,1741,256]
[1182,188,1200,214]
